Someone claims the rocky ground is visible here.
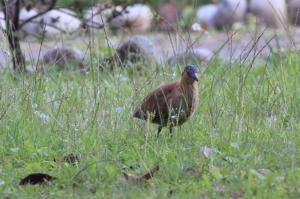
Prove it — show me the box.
[1,27,300,70]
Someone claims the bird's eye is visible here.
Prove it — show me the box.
[187,70,193,75]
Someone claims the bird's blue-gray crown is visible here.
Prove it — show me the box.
[185,64,199,73]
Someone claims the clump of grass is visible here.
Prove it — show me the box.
[0,35,299,198]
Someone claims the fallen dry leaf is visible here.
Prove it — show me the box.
[215,184,226,193]
[275,176,285,182]
[19,173,55,185]
[257,168,272,175]
[230,191,245,198]
[123,165,159,181]
[63,153,81,164]
[54,153,81,165]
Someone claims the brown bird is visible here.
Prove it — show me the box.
[133,64,199,137]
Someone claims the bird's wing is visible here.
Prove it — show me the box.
[133,82,181,125]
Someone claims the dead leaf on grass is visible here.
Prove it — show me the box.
[19,173,56,185]
[54,153,81,165]
[63,153,81,164]
[275,176,285,182]
[123,165,159,181]
[230,190,245,198]
[256,168,272,175]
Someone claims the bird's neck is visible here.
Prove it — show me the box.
[180,80,198,102]
[180,79,196,92]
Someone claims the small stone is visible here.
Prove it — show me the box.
[113,35,162,66]
[42,47,89,71]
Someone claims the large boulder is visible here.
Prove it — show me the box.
[288,0,300,26]
[109,4,153,33]
[41,8,81,38]
[84,4,113,30]
[213,0,247,30]
[196,4,218,29]
[156,1,179,31]
[41,47,88,71]
[19,7,42,38]
[249,0,287,28]
[111,35,162,67]
[0,11,5,30]
[0,11,5,39]
[167,48,213,66]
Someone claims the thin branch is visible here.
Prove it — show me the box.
[13,0,20,29]
[2,0,17,8]
[19,0,57,29]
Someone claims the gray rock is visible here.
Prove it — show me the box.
[109,4,153,33]
[4,63,37,74]
[84,5,113,30]
[196,4,218,29]
[40,9,82,38]
[42,47,88,71]
[167,48,213,66]
[156,1,179,32]
[288,0,300,26]
[249,0,287,28]
[19,8,42,39]
[0,11,5,30]
[25,65,36,74]
[114,35,162,66]
[213,0,247,30]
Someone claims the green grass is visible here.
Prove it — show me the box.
[0,47,299,198]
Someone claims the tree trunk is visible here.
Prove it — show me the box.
[7,29,26,72]
[2,0,26,72]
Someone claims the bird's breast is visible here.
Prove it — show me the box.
[170,82,199,125]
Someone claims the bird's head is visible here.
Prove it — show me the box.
[182,64,199,83]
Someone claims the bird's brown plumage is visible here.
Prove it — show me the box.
[133,64,199,136]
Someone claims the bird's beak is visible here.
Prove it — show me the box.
[192,73,199,81]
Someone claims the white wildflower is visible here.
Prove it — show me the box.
[202,145,213,158]
[32,103,38,109]
[231,142,239,149]
[266,114,277,124]
[34,110,50,122]
[117,74,127,81]
[10,147,19,153]
[115,107,123,113]
[191,23,202,32]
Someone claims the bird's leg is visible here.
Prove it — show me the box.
[169,127,173,137]
[157,126,162,138]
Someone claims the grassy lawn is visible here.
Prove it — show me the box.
[0,42,299,198]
